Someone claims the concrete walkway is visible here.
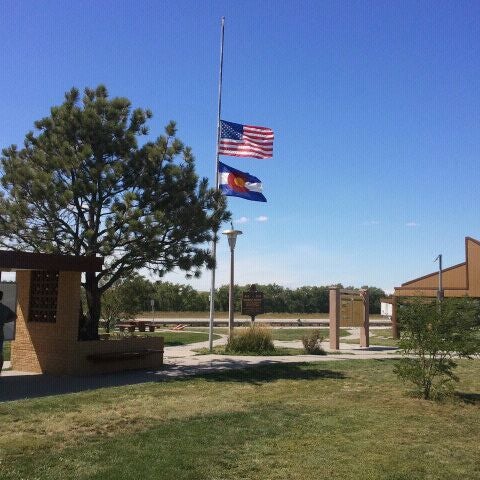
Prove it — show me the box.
[1,327,400,402]
[162,326,399,360]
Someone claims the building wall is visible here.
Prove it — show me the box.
[394,237,480,298]
[11,270,81,373]
[467,238,480,297]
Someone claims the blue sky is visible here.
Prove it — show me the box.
[1,0,479,292]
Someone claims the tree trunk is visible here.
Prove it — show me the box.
[80,272,101,340]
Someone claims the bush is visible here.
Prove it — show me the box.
[226,326,275,354]
[394,297,480,400]
[302,330,327,355]
[101,287,137,333]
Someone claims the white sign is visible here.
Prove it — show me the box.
[380,302,392,317]
[1,282,17,341]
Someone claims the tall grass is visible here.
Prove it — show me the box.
[225,326,275,354]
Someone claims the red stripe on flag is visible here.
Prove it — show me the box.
[219,121,274,159]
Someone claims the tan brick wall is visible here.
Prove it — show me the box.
[11,270,82,373]
[11,271,40,372]
[11,270,164,375]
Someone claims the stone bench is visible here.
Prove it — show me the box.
[117,322,156,332]
[87,349,163,363]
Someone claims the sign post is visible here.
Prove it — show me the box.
[241,285,264,323]
[150,299,155,324]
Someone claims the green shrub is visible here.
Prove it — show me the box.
[394,297,480,400]
[302,330,326,355]
[226,326,275,354]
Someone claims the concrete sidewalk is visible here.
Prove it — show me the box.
[162,329,399,360]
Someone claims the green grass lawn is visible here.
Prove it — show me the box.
[185,327,349,341]
[269,327,349,341]
[2,341,10,361]
[1,359,479,479]
[155,330,220,346]
[195,345,308,356]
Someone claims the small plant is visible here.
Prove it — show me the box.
[394,297,480,400]
[226,325,275,354]
[302,330,326,355]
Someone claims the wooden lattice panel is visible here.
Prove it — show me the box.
[29,270,59,323]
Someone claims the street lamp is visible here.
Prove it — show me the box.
[222,228,242,337]
[434,254,444,302]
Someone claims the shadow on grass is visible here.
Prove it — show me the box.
[182,362,346,385]
[455,392,480,405]
[0,361,345,402]
[360,346,399,352]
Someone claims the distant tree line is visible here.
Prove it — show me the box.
[103,275,386,315]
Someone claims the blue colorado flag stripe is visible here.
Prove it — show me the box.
[218,162,267,202]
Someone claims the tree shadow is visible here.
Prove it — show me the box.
[176,361,347,385]
[0,361,346,402]
[455,392,480,405]
[359,346,399,352]
[369,358,399,363]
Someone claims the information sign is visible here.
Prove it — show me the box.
[241,285,264,319]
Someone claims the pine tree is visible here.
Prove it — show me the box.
[0,86,229,339]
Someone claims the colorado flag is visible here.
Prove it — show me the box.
[218,162,267,202]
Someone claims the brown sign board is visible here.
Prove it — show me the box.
[340,294,364,327]
[241,286,265,316]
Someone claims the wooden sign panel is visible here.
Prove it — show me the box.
[340,294,364,327]
[241,285,265,317]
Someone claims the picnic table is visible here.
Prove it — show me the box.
[117,321,156,332]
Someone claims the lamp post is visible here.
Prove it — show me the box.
[434,254,443,302]
[222,228,242,337]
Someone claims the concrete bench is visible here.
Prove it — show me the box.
[117,323,135,332]
[117,322,156,332]
[87,349,163,363]
[137,321,156,332]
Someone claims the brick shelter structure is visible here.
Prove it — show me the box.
[1,251,163,375]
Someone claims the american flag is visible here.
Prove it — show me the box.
[218,120,274,159]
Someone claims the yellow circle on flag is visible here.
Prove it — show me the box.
[234,177,245,188]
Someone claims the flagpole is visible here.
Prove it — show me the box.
[208,16,225,352]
